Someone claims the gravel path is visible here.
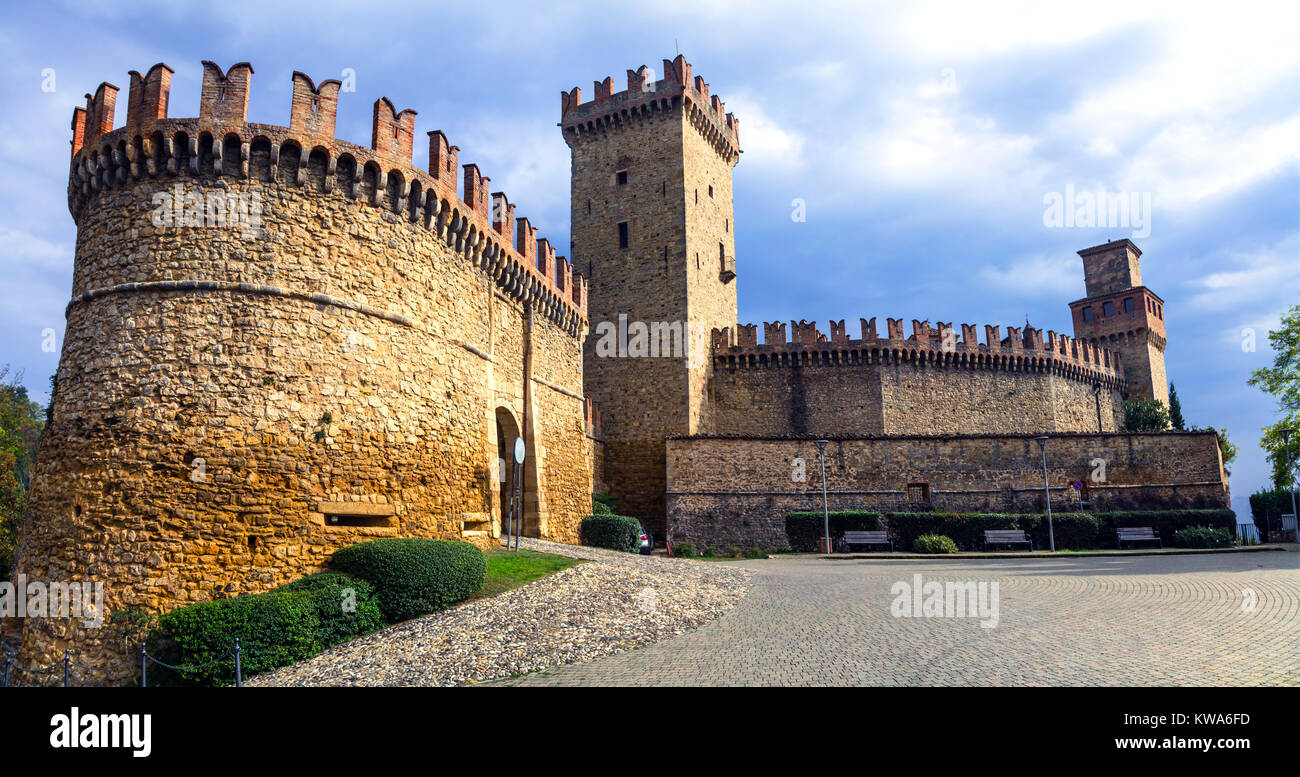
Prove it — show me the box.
[247,539,752,686]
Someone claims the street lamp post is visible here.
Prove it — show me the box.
[1035,436,1055,552]
[1282,428,1297,540]
[816,440,831,554]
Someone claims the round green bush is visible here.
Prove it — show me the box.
[913,534,959,554]
[1173,525,1234,549]
[330,538,486,622]
[147,590,320,686]
[672,541,697,558]
[579,514,642,552]
[276,571,385,646]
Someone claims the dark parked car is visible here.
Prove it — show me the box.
[638,525,654,555]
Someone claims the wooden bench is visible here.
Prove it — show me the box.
[983,529,1032,552]
[1117,526,1162,549]
[841,530,893,552]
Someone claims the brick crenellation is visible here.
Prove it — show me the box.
[67,61,587,329]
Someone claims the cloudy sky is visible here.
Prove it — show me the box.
[0,0,1296,517]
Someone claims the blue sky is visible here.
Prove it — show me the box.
[0,0,1296,518]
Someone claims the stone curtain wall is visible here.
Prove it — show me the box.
[711,349,1124,438]
[15,64,591,675]
[665,432,1228,548]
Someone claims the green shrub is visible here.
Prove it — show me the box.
[331,538,486,623]
[744,547,766,559]
[1173,525,1234,549]
[1095,509,1235,547]
[592,492,619,514]
[725,546,741,558]
[147,591,319,686]
[912,534,958,554]
[702,546,717,558]
[784,511,882,552]
[672,541,697,558]
[276,571,384,647]
[579,514,641,553]
[1249,489,1293,538]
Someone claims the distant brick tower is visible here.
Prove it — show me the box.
[562,55,741,534]
[1068,239,1169,406]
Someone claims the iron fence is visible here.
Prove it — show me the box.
[2,639,244,688]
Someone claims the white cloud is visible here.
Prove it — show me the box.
[976,252,1082,297]
[722,92,805,175]
[1184,233,1300,313]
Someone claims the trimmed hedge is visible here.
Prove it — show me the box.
[276,571,384,648]
[331,538,486,622]
[1093,510,1235,547]
[785,511,882,552]
[786,508,1238,551]
[1173,526,1234,548]
[579,514,642,553]
[147,591,319,686]
[913,534,958,554]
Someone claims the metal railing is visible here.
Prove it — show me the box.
[2,639,244,688]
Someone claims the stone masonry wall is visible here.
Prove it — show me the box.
[666,432,1229,549]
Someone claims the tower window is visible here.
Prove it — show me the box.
[1082,306,1093,322]
[694,189,698,204]
[1102,301,1114,317]
[708,185,714,198]
[586,199,591,214]
[1123,297,1135,313]
[616,170,628,185]
[617,221,629,249]
[725,219,729,233]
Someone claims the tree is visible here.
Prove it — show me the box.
[0,366,46,581]
[1122,398,1170,432]
[1168,383,1186,430]
[1216,428,1238,467]
[1248,300,1300,489]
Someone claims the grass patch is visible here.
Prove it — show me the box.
[471,549,581,599]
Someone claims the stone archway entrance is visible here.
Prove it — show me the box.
[495,407,536,540]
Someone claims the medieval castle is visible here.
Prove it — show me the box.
[11,55,1228,670]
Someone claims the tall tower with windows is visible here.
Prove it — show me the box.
[562,55,740,533]
[1068,239,1169,406]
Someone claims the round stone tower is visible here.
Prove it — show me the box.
[11,61,592,678]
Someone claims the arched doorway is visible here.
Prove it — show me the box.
[494,407,529,540]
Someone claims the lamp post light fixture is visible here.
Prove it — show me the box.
[1282,428,1297,538]
[1035,435,1056,552]
[815,440,831,554]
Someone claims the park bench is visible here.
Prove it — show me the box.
[1116,526,1163,549]
[841,530,893,552]
[983,529,1032,552]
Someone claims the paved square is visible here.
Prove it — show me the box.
[507,552,1300,686]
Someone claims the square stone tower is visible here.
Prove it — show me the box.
[562,55,741,534]
[1068,239,1169,406]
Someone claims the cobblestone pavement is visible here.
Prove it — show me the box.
[505,552,1300,686]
